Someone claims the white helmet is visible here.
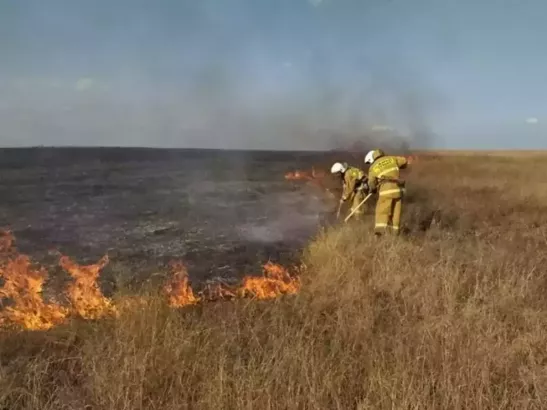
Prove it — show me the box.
[330,162,347,174]
[364,150,375,164]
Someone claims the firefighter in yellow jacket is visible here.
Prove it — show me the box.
[330,162,368,219]
[364,149,408,235]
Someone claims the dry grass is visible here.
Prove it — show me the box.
[1,155,547,409]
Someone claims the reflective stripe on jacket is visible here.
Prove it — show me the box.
[367,156,407,199]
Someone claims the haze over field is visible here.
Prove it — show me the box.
[1,0,546,149]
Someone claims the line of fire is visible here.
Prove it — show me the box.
[0,155,416,331]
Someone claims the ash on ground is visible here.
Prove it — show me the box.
[0,148,340,288]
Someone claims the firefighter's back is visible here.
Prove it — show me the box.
[345,166,364,182]
[369,156,405,199]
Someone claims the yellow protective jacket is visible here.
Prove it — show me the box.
[367,153,408,199]
[342,166,366,201]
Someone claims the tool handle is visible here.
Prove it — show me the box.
[336,201,343,219]
[344,193,372,223]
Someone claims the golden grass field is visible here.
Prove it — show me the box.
[1,153,547,409]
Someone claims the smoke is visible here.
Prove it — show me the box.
[236,189,332,244]
[0,0,445,150]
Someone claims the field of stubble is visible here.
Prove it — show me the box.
[1,150,547,409]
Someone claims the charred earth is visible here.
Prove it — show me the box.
[0,147,344,292]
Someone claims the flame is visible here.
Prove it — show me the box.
[0,231,68,330]
[284,167,326,181]
[285,170,313,180]
[163,261,200,307]
[1,231,301,330]
[238,262,301,300]
[164,261,300,306]
[284,167,335,199]
[60,254,117,320]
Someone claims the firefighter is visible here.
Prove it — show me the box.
[330,162,369,220]
[364,149,408,235]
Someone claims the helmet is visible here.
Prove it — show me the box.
[330,162,348,174]
[364,149,385,164]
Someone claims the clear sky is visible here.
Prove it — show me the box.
[1,0,545,149]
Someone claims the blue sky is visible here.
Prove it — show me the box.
[1,0,545,149]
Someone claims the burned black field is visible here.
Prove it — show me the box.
[0,148,346,290]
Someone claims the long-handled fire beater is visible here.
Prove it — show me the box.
[343,193,372,223]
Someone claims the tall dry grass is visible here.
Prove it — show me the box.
[1,155,547,409]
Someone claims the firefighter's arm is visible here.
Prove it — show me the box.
[358,170,369,193]
[396,156,408,169]
[342,175,356,201]
[367,170,378,193]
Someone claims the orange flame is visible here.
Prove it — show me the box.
[0,231,301,330]
[60,255,117,320]
[0,231,68,330]
[238,261,301,300]
[284,167,335,199]
[163,261,200,307]
[285,170,312,180]
[284,167,325,181]
[164,261,300,306]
